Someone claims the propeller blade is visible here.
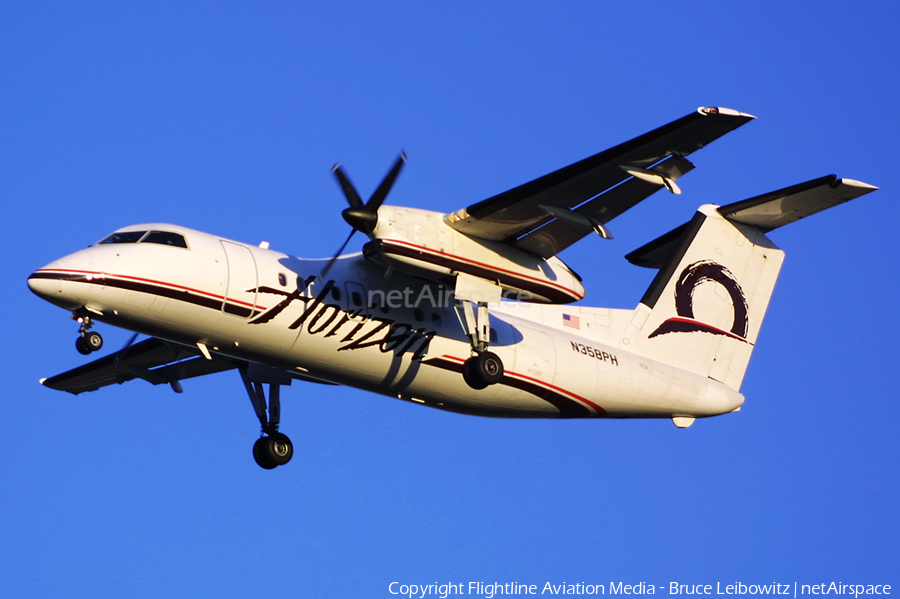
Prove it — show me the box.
[111,332,141,365]
[123,332,139,349]
[366,151,406,211]
[332,164,364,208]
[320,229,356,280]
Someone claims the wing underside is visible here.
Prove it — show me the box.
[41,337,338,395]
[446,107,755,258]
[41,338,237,395]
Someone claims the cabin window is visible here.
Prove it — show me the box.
[142,231,188,248]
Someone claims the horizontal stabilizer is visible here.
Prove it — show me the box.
[625,222,689,269]
[718,175,877,232]
[626,175,877,269]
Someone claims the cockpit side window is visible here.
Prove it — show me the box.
[142,230,188,248]
[98,231,147,244]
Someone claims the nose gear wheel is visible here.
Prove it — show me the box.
[73,312,103,355]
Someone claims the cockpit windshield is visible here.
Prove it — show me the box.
[141,231,188,247]
[99,231,146,244]
[98,230,188,248]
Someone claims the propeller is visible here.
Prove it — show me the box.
[320,152,407,279]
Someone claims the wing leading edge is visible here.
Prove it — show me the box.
[446,107,755,258]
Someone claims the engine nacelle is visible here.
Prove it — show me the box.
[369,206,585,304]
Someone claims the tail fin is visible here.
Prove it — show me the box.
[623,175,876,391]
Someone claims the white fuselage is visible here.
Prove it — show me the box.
[28,223,744,419]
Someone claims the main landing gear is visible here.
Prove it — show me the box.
[252,433,293,471]
[454,294,504,390]
[241,363,294,470]
[73,312,103,355]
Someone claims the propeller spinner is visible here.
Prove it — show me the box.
[320,152,407,278]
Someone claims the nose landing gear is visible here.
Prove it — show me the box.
[73,312,103,355]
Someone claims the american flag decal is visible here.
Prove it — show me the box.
[563,313,580,329]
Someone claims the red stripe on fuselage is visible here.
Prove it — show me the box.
[426,354,606,417]
[33,268,269,311]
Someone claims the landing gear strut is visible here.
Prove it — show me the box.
[73,312,103,355]
[240,363,294,469]
[453,278,504,390]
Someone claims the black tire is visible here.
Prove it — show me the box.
[462,351,504,389]
[252,437,278,470]
[253,433,293,469]
[462,358,489,390]
[76,336,92,355]
[83,331,103,352]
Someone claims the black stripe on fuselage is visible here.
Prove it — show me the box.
[29,271,261,318]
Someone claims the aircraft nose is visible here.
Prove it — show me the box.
[28,264,63,300]
[27,253,91,310]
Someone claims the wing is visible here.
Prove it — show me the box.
[446,107,755,258]
[41,337,237,395]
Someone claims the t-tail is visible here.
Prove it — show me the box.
[623,175,876,391]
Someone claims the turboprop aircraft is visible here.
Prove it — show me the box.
[27,107,877,469]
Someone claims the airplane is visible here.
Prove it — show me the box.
[27,107,877,469]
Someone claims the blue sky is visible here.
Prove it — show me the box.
[2,1,898,597]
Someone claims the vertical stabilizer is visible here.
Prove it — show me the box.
[624,205,783,390]
[622,175,876,391]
